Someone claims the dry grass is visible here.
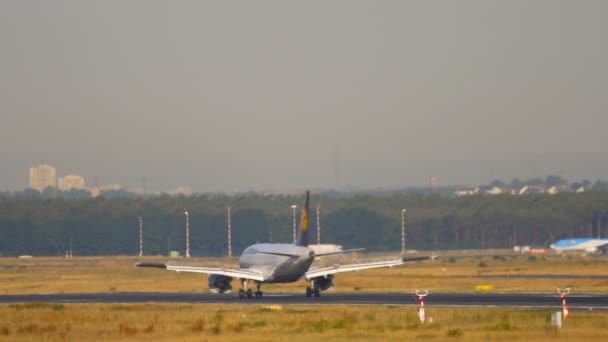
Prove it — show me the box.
[0,303,606,341]
[1,254,607,340]
[1,253,608,295]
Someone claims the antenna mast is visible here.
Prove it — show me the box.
[316,203,321,245]
[138,216,143,257]
[227,207,232,257]
[291,204,297,244]
[401,209,406,255]
[185,211,191,258]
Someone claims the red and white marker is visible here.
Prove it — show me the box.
[414,289,429,323]
[556,288,570,320]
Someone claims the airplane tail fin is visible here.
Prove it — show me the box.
[295,191,310,247]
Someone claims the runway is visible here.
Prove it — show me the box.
[451,274,608,279]
[1,292,607,310]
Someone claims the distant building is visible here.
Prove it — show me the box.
[90,184,123,198]
[547,185,570,195]
[487,187,503,195]
[90,187,101,198]
[570,183,586,193]
[501,187,517,195]
[29,164,56,191]
[58,175,85,191]
[471,185,497,195]
[518,185,545,195]
[173,186,193,196]
[473,186,505,195]
[474,185,492,194]
[547,186,558,195]
[454,190,475,197]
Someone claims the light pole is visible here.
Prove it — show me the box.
[316,203,321,245]
[138,216,143,257]
[184,211,191,258]
[227,206,232,257]
[291,204,298,244]
[401,209,406,255]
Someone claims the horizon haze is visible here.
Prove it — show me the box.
[2,1,607,192]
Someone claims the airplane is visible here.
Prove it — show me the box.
[550,238,608,253]
[137,191,433,298]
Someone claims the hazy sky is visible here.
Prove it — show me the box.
[1,1,607,192]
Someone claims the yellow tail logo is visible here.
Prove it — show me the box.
[300,209,309,232]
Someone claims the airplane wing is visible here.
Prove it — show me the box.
[402,255,437,262]
[137,263,265,282]
[314,248,366,257]
[304,256,432,280]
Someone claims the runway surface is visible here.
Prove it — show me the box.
[1,292,607,310]
[450,274,608,279]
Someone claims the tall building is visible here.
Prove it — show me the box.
[29,164,57,191]
[58,175,85,191]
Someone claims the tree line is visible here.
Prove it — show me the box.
[1,192,608,256]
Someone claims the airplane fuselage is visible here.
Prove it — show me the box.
[239,243,315,283]
[550,238,608,253]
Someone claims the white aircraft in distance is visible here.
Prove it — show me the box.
[550,238,608,253]
[138,191,433,299]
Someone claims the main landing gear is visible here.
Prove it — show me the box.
[238,280,263,299]
[305,280,320,298]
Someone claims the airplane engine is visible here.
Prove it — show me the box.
[585,247,598,253]
[208,275,233,294]
[313,275,335,291]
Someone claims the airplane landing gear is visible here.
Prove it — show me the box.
[239,279,249,299]
[238,279,263,299]
[255,282,263,298]
[306,280,320,297]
